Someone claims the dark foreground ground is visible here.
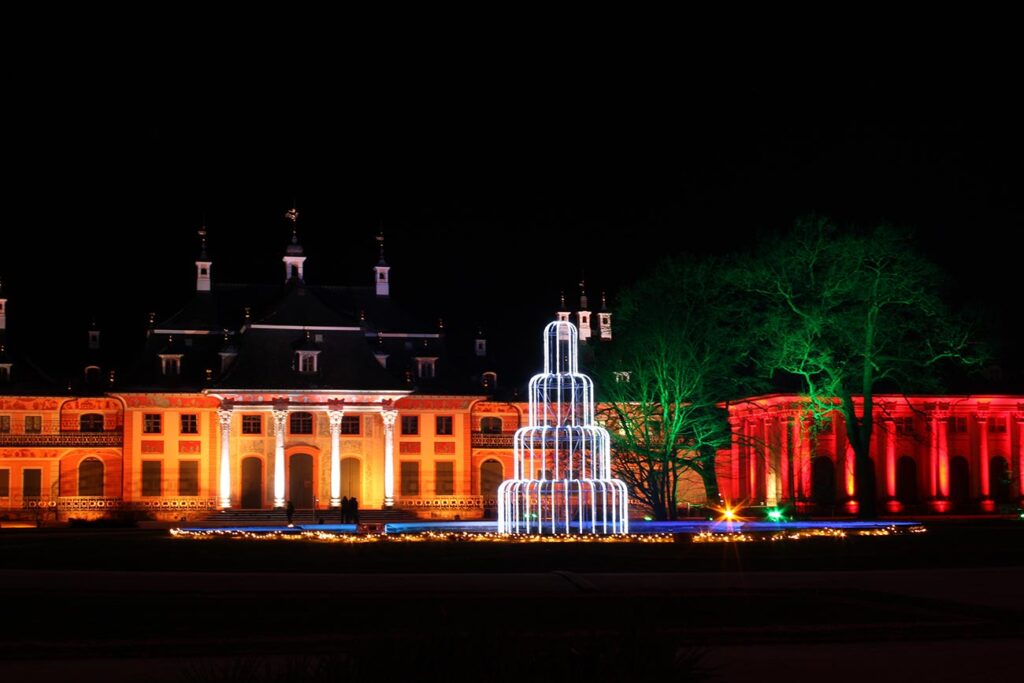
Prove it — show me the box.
[1,520,1022,682]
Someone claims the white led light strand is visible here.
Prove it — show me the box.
[498,321,629,534]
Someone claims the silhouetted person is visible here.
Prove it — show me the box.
[341,496,350,523]
[286,500,295,525]
[350,497,359,525]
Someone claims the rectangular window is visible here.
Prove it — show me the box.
[143,414,162,434]
[242,415,262,435]
[0,469,9,496]
[896,417,914,435]
[435,415,453,436]
[25,415,42,434]
[341,415,360,435]
[401,415,419,435]
[179,461,200,496]
[290,412,314,434]
[988,417,1007,433]
[400,461,420,496]
[0,415,9,433]
[23,469,41,497]
[951,417,967,433]
[435,462,454,495]
[180,414,198,434]
[142,461,162,496]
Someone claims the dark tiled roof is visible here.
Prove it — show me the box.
[215,328,404,391]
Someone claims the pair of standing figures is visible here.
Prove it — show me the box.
[340,496,359,524]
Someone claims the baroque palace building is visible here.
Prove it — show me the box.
[0,219,1021,521]
[0,219,614,522]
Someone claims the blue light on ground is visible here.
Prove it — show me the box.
[175,519,920,536]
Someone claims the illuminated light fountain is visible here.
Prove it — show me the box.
[498,321,630,534]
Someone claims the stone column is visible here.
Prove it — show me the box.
[977,415,994,512]
[328,409,343,508]
[800,417,812,500]
[936,413,950,499]
[382,409,398,507]
[765,418,777,507]
[1016,412,1024,504]
[747,419,759,502]
[217,407,233,509]
[272,409,288,508]
[780,417,790,502]
[883,418,899,512]
[729,416,741,503]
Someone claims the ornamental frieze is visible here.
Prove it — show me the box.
[121,395,220,409]
[0,448,60,458]
[0,398,60,411]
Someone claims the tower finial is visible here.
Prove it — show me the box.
[286,206,300,244]
[198,225,209,260]
[373,224,391,296]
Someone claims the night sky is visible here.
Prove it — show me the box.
[4,65,1022,390]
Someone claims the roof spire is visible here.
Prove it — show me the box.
[283,206,307,282]
[198,224,209,260]
[376,222,387,265]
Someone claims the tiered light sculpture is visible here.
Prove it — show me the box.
[498,321,629,534]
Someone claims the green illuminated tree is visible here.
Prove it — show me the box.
[737,217,981,518]
[593,257,753,520]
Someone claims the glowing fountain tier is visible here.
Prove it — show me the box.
[498,321,629,534]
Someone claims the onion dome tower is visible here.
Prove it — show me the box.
[498,320,629,534]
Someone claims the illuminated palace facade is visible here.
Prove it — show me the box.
[718,394,1024,514]
[1,223,1021,520]
[0,223,547,521]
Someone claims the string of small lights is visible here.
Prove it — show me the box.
[169,528,674,543]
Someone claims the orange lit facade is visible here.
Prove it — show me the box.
[719,394,1024,514]
[0,224,532,521]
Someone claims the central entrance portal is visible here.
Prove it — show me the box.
[289,453,314,508]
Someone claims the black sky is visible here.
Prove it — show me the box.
[3,62,1022,389]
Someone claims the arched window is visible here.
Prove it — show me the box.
[290,412,314,435]
[78,457,104,496]
[480,417,503,434]
[80,414,104,432]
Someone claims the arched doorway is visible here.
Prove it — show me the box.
[950,456,970,507]
[811,456,835,509]
[289,453,314,508]
[896,456,918,504]
[241,457,263,509]
[341,457,361,500]
[78,457,104,496]
[990,456,1011,504]
[480,459,504,520]
[480,459,503,498]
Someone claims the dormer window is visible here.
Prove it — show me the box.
[219,352,237,373]
[84,365,101,383]
[481,371,497,390]
[159,354,182,376]
[415,357,437,379]
[296,350,320,374]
